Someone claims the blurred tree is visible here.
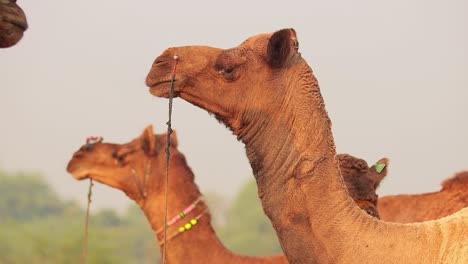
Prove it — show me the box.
[0,169,159,263]
[0,169,286,262]
[0,169,76,222]
[218,179,283,256]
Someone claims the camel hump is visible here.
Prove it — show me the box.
[440,171,468,190]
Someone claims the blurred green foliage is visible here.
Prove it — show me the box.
[0,169,158,264]
[218,180,283,256]
[0,169,282,263]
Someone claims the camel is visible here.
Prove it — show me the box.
[66,125,286,264]
[66,125,388,263]
[337,154,388,219]
[379,171,468,223]
[146,28,468,263]
[0,0,27,48]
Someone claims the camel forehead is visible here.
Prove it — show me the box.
[238,33,272,51]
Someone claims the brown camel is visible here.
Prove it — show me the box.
[66,126,387,263]
[0,0,27,48]
[146,28,468,263]
[379,171,468,223]
[67,125,286,264]
[337,154,388,218]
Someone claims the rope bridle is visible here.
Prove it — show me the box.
[130,159,152,199]
[80,179,93,264]
[80,136,103,264]
[80,55,180,263]
[161,55,179,263]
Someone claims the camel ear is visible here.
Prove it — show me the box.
[267,28,299,68]
[140,125,157,156]
[369,158,389,188]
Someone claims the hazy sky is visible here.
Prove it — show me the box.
[1,0,467,211]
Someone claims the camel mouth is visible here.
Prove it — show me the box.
[66,162,90,180]
[148,80,180,98]
[1,5,28,31]
[69,169,90,181]
[5,18,27,31]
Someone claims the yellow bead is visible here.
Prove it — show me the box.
[190,219,197,225]
[178,227,185,233]
[184,223,192,230]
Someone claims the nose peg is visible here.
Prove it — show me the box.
[81,136,104,151]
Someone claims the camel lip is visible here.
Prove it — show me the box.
[10,19,27,31]
[147,79,173,87]
[71,170,90,181]
[148,80,179,98]
[66,164,90,180]
[2,17,28,31]
[1,6,28,31]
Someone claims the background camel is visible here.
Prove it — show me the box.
[337,154,387,218]
[379,171,468,223]
[67,125,286,264]
[66,125,388,263]
[0,0,27,48]
[146,28,467,263]
[338,157,467,223]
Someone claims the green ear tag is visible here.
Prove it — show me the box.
[373,163,386,174]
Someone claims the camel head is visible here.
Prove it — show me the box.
[337,154,389,218]
[66,125,185,204]
[0,0,28,48]
[146,28,305,132]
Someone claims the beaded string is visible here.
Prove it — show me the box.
[155,196,204,234]
[158,208,208,246]
[86,136,103,145]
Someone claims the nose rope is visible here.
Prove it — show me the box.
[162,55,179,264]
[130,159,152,199]
[81,136,102,264]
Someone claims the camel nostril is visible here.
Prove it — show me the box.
[73,151,84,159]
[153,59,168,67]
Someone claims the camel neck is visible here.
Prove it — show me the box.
[237,65,443,263]
[139,160,287,264]
[139,172,225,262]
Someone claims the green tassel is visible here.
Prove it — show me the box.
[373,163,386,174]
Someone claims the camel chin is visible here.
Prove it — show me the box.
[0,25,23,48]
[69,169,90,181]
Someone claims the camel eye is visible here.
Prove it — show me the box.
[219,66,237,80]
[112,152,125,164]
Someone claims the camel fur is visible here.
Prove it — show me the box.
[66,126,389,263]
[379,171,468,223]
[0,0,27,48]
[146,28,468,263]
